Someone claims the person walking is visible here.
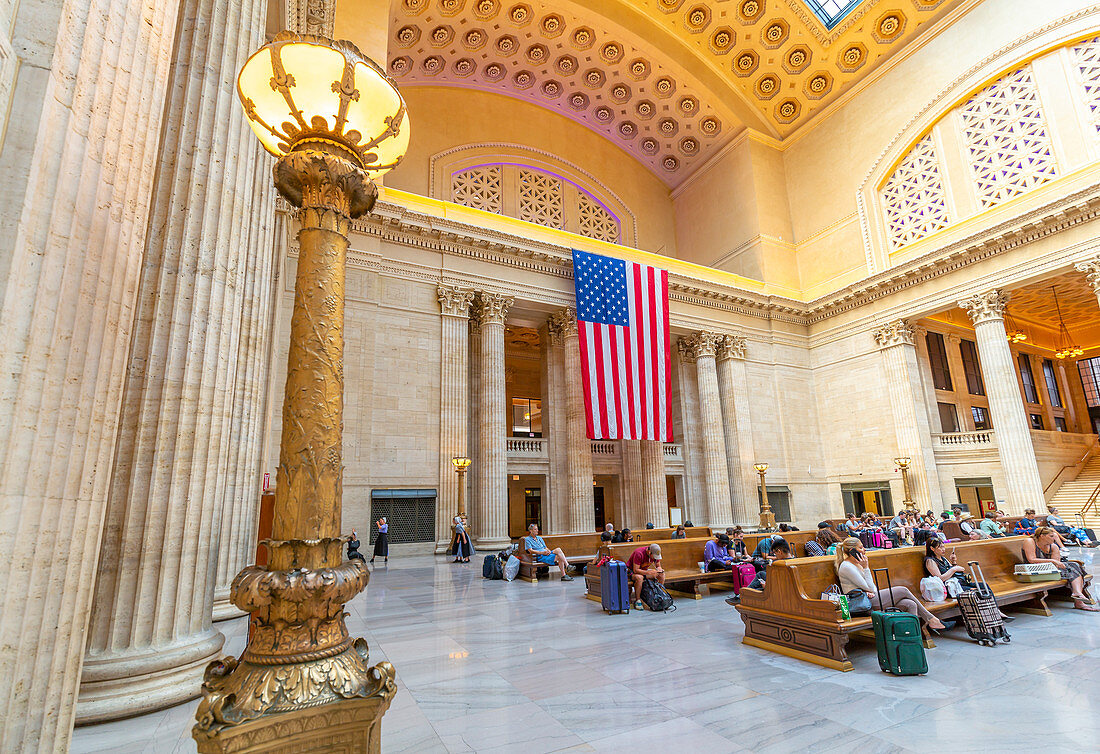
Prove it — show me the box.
[452,515,473,563]
[371,516,389,564]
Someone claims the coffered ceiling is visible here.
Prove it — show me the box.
[383,0,968,184]
[1008,273,1099,338]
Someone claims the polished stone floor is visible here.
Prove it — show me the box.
[72,548,1100,753]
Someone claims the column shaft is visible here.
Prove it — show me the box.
[468,316,483,538]
[543,322,567,534]
[873,321,944,513]
[689,332,733,527]
[716,335,753,524]
[436,286,474,549]
[960,291,1044,512]
[0,0,179,745]
[621,439,644,529]
[77,0,274,721]
[557,310,595,533]
[475,293,512,546]
[640,440,667,527]
[675,342,704,524]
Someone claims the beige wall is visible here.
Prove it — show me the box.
[385,86,679,256]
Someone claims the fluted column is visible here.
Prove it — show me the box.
[716,334,755,524]
[543,321,567,534]
[687,331,734,527]
[475,292,512,547]
[1078,256,1100,308]
[553,308,595,533]
[675,340,704,523]
[213,198,282,621]
[621,439,644,529]
[75,0,275,722]
[959,290,1044,512]
[872,320,943,513]
[0,0,178,746]
[437,286,475,550]
[640,440,667,527]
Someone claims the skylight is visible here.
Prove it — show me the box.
[802,0,865,30]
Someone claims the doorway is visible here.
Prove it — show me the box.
[954,478,995,515]
[593,486,605,531]
[524,488,542,531]
[841,483,894,517]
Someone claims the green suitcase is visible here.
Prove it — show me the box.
[871,568,927,676]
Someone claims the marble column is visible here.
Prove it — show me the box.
[468,313,483,541]
[0,0,179,746]
[959,290,1044,512]
[75,0,275,722]
[213,197,281,621]
[716,334,755,524]
[675,340,704,523]
[543,321,567,534]
[872,320,944,513]
[475,292,513,547]
[437,286,475,550]
[621,439,644,529]
[553,308,595,533]
[640,440,667,527]
[687,331,734,527]
[1077,256,1100,307]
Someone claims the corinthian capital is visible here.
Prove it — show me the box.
[474,291,514,326]
[717,334,747,361]
[684,331,723,360]
[1075,256,1100,294]
[872,319,917,349]
[676,338,696,364]
[437,285,475,317]
[549,308,578,339]
[958,289,1009,325]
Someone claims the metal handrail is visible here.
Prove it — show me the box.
[1043,436,1100,495]
[1083,480,1100,518]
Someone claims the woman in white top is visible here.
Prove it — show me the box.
[834,537,946,631]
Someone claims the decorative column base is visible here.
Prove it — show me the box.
[76,630,225,724]
[194,539,396,751]
[212,596,247,622]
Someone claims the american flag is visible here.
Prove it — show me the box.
[571,249,672,441]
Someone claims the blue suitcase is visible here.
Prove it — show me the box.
[600,561,629,614]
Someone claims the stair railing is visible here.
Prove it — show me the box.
[1044,436,1100,496]
[1083,481,1100,518]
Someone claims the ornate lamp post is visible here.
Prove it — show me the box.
[754,462,774,531]
[451,456,472,518]
[894,456,916,512]
[193,32,409,753]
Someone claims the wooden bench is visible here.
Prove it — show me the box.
[743,530,818,557]
[736,535,1091,672]
[513,528,712,583]
[582,537,735,601]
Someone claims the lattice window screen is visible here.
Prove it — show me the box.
[1072,37,1100,135]
[577,192,619,243]
[369,490,437,544]
[451,166,503,214]
[880,133,950,250]
[959,66,1058,208]
[518,169,564,229]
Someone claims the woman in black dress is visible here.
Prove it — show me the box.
[371,516,388,564]
[347,530,366,563]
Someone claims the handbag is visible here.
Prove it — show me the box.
[944,577,964,598]
[920,576,947,602]
[820,585,851,619]
[846,588,873,616]
[503,555,520,582]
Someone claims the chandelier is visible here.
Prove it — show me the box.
[1052,286,1084,359]
[1004,308,1027,344]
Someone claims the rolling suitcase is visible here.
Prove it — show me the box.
[600,560,630,614]
[871,567,928,676]
[956,561,1010,646]
[732,563,757,595]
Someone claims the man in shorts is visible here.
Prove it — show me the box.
[627,543,664,610]
[523,524,573,581]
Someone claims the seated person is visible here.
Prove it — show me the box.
[672,525,687,539]
[627,543,664,610]
[887,512,913,546]
[726,527,750,561]
[1023,527,1097,611]
[703,534,735,571]
[778,523,792,532]
[745,540,791,591]
[842,513,861,533]
[645,522,656,530]
[805,527,840,557]
[611,527,634,543]
[950,510,983,540]
[751,533,784,561]
[1046,506,1097,547]
[522,524,573,581]
[603,523,616,537]
[583,532,615,574]
[1015,508,1039,535]
[979,511,1007,538]
[835,537,946,631]
[347,530,366,563]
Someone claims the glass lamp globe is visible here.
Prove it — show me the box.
[237,31,409,174]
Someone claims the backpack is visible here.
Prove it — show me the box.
[640,578,675,612]
[483,554,504,580]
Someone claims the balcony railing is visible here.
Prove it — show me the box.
[663,443,683,460]
[591,441,619,456]
[505,438,684,463]
[506,438,547,457]
[932,430,995,448]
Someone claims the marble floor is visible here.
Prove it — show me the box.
[72,548,1100,754]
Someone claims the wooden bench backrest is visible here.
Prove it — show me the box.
[638,526,712,540]
[604,537,712,572]
[742,530,817,557]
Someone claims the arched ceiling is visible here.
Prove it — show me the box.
[383,0,967,185]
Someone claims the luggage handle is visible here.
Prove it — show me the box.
[871,566,898,611]
[967,560,986,587]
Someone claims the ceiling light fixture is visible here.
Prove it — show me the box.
[1004,308,1027,344]
[1052,286,1084,360]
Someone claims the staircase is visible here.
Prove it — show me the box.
[1048,455,1100,531]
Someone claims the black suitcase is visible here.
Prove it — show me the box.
[956,561,1009,646]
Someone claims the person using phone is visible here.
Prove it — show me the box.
[1024,527,1097,611]
[834,537,946,631]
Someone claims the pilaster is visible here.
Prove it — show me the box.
[437,285,475,550]
[640,440,667,527]
[716,334,754,524]
[685,331,733,527]
[621,439,644,529]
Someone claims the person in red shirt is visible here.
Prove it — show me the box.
[626,543,664,610]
